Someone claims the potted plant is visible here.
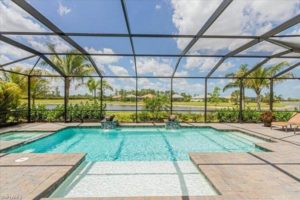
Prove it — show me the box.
[260,111,275,127]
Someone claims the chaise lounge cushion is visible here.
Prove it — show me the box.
[271,121,289,126]
[271,113,300,127]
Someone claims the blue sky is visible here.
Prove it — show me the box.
[0,0,299,97]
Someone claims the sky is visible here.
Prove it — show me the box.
[0,0,299,97]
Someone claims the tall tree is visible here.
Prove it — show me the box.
[42,45,94,105]
[1,67,26,92]
[230,90,240,105]
[209,86,221,106]
[30,78,48,107]
[1,68,50,107]
[223,62,293,110]
[86,78,113,101]
[223,64,248,109]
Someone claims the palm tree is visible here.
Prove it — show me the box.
[1,67,50,107]
[223,62,293,110]
[86,78,113,101]
[223,64,248,109]
[230,90,240,105]
[1,67,26,92]
[25,70,49,107]
[42,45,94,105]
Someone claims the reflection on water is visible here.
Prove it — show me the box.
[282,102,300,110]
[44,104,204,112]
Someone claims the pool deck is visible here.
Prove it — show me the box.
[0,122,299,200]
[0,153,85,200]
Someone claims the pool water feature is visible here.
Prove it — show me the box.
[7,127,265,161]
[0,131,48,141]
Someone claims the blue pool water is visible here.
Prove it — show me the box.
[7,127,265,161]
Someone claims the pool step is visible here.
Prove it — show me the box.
[50,161,217,198]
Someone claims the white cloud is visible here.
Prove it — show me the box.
[155,4,161,10]
[174,70,188,76]
[138,78,170,91]
[86,48,124,75]
[170,0,300,77]
[0,41,32,61]
[88,48,121,65]
[57,2,71,16]
[184,57,220,73]
[189,38,250,55]
[217,61,234,72]
[19,35,72,53]
[205,0,300,35]
[264,58,299,66]
[109,65,129,76]
[173,79,204,95]
[170,0,300,52]
[240,41,286,55]
[4,60,36,72]
[0,0,73,63]
[0,55,11,64]
[0,0,46,32]
[171,0,221,35]
[291,27,300,35]
[106,78,135,93]
[137,57,174,76]
[171,0,222,50]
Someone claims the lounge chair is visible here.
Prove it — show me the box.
[271,113,300,134]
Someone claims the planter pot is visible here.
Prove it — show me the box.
[263,121,271,127]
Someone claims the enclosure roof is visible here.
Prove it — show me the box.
[0,0,300,79]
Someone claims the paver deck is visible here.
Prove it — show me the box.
[276,165,300,179]
[197,164,300,198]
[0,153,85,200]
[0,153,85,166]
[189,152,264,165]
[190,147,300,199]
[42,194,300,200]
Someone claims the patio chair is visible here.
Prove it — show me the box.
[271,113,300,134]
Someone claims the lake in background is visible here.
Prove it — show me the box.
[42,102,300,112]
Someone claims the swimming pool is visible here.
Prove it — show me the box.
[7,127,265,161]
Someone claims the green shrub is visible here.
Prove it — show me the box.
[143,95,169,120]
[106,112,135,122]
[273,111,294,121]
[137,112,152,122]
[207,112,217,122]
[216,108,239,122]
[243,108,261,122]
[0,81,22,123]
